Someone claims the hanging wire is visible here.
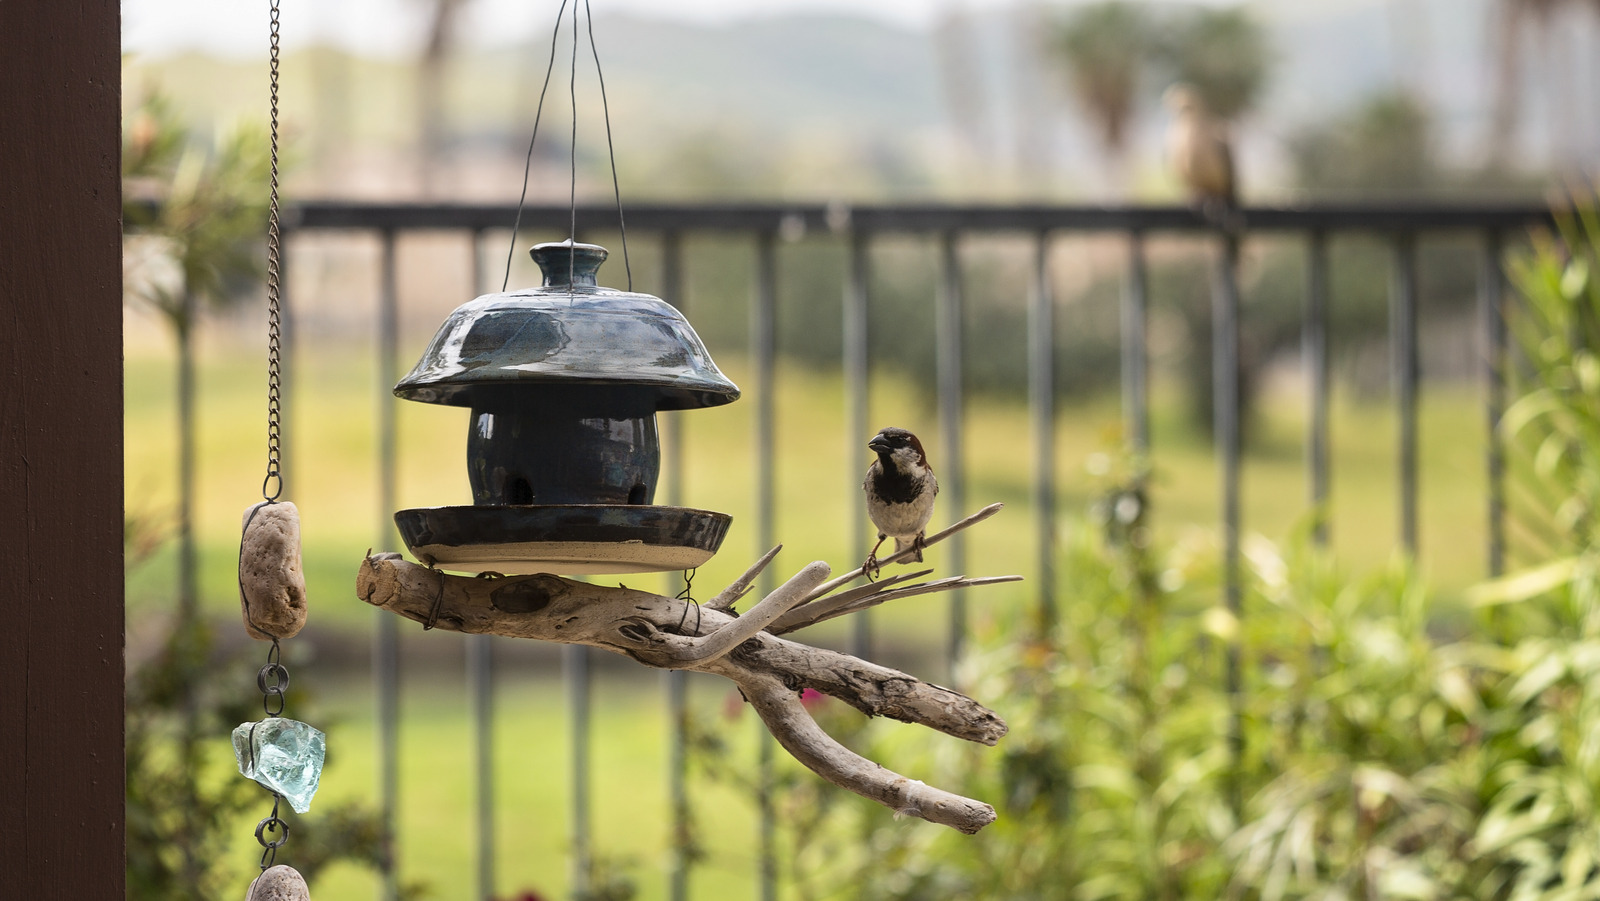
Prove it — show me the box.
[262,0,284,503]
[502,0,634,293]
[584,0,633,291]
[567,0,579,295]
[503,0,571,292]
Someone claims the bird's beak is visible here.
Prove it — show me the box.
[867,436,892,454]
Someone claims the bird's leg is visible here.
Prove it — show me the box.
[863,533,887,582]
[911,531,927,563]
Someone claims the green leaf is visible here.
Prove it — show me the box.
[1467,557,1579,607]
[1562,257,1591,302]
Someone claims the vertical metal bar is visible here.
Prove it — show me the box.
[1212,233,1243,817]
[753,231,778,901]
[1391,235,1420,555]
[177,287,197,627]
[1305,231,1331,545]
[375,228,401,901]
[465,227,494,901]
[936,231,967,672]
[844,230,872,658]
[660,230,693,901]
[566,644,592,899]
[1028,230,1057,633]
[1122,231,1151,453]
[1482,230,1507,577]
[466,632,493,901]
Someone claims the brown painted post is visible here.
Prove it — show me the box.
[0,1,125,895]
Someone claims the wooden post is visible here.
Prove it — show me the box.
[0,0,125,894]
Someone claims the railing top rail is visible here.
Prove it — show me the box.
[278,200,1557,236]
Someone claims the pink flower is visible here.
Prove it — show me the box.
[800,688,827,709]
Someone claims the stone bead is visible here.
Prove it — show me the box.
[240,501,308,640]
[245,864,310,900]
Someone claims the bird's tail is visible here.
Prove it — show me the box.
[893,536,912,555]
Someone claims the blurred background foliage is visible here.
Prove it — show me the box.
[122,84,403,901]
[749,196,1600,898]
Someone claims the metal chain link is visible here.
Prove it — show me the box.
[262,0,284,503]
[251,639,291,869]
[259,638,290,717]
[256,793,290,870]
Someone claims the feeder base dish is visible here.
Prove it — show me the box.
[394,504,732,575]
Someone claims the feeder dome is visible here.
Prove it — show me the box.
[394,241,739,411]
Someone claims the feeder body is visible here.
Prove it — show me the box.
[468,389,660,505]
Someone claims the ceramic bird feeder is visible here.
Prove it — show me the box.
[392,240,738,575]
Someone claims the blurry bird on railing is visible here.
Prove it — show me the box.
[1164,83,1240,231]
[862,427,938,579]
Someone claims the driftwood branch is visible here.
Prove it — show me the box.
[355,504,1016,833]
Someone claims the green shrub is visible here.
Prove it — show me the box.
[783,195,1600,899]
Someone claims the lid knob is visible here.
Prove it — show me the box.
[530,240,607,288]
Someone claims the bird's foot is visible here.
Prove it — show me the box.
[863,553,881,582]
[911,534,927,563]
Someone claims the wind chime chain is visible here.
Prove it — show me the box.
[262,0,285,503]
[504,0,572,292]
[253,638,291,869]
[251,2,292,876]
[256,793,290,871]
[584,0,633,291]
[259,637,290,717]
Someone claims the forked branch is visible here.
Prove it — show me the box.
[355,504,1016,833]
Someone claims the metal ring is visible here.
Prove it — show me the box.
[257,662,290,696]
[255,815,291,850]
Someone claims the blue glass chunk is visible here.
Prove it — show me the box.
[232,718,326,814]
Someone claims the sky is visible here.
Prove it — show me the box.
[123,0,1011,57]
[122,0,1261,58]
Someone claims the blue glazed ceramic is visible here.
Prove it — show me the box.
[395,240,738,507]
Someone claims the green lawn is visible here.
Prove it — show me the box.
[127,320,1506,899]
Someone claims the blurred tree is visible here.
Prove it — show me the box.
[1486,0,1593,174]
[1156,6,1271,123]
[124,87,270,634]
[1045,1,1158,196]
[1289,89,1434,196]
[416,0,472,195]
[123,87,405,900]
[124,84,270,898]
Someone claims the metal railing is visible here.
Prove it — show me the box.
[279,200,1553,901]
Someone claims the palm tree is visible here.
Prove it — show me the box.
[1158,6,1270,124]
[1046,1,1157,196]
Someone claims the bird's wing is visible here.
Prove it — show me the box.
[1214,126,1236,207]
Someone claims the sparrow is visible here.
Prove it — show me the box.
[1163,83,1238,227]
[862,427,938,578]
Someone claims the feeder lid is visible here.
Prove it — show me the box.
[395,240,740,410]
